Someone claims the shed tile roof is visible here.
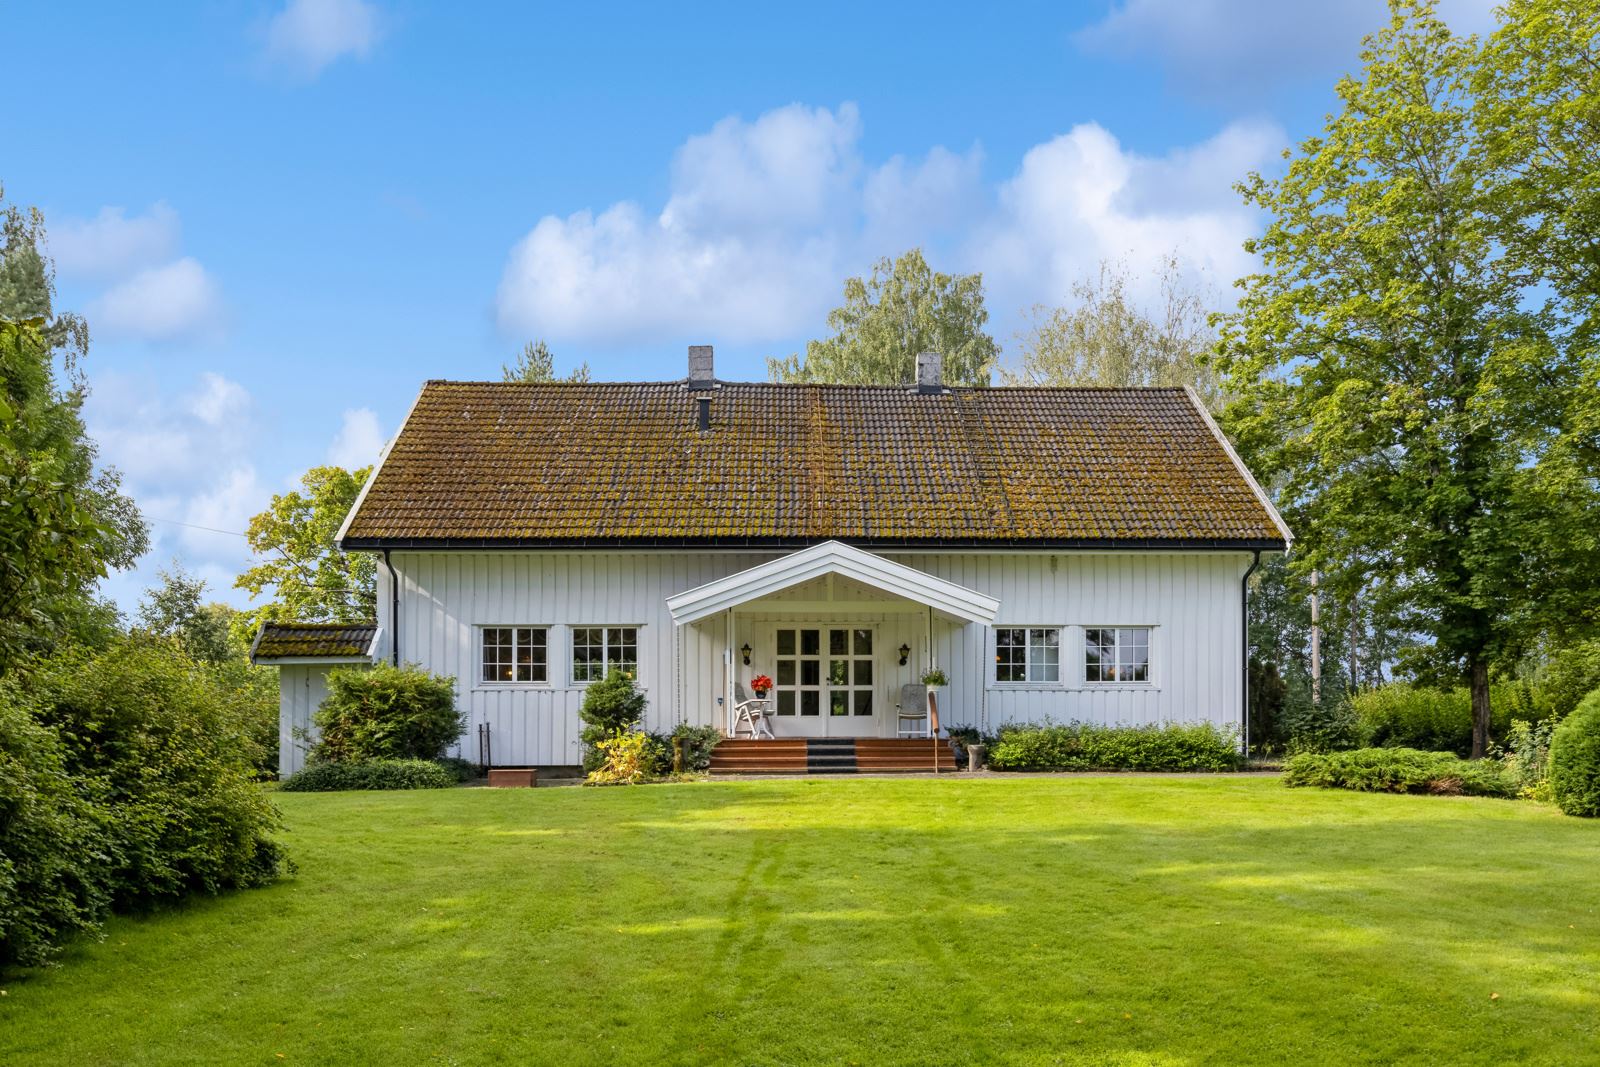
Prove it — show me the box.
[251,622,379,662]
[339,382,1287,547]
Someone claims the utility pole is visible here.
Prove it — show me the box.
[1310,570,1322,707]
[1349,599,1360,692]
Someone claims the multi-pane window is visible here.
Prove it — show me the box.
[1085,627,1151,684]
[480,627,547,683]
[994,627,1061,683]
[571,626,639,683]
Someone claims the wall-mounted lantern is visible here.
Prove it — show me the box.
[898,643,911,666]
[741,643,752,666]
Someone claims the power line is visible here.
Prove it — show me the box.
[147,516,248,538]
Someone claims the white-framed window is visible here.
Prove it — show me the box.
[994,627,1061,683]
[1084,627,1151,684]
[480,626,548,684]
[571,626,639,683]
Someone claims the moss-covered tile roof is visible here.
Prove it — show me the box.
[251,622,379,662]
[339,381,1288,548]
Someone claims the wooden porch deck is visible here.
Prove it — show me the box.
[708,737,959,775]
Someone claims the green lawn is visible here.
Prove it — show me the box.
[3,777,1598,1066]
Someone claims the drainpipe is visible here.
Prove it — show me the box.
[1240,550,1262,757]
[383,549,400,666]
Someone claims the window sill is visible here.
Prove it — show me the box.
[471,681,554,692]
[987,683,1162,693]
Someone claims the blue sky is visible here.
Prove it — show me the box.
[0,0,1494,613]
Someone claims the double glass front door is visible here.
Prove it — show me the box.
[773,626,875,736]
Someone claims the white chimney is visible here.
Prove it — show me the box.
[915,352,943,393]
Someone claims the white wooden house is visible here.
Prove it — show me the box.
[258,348,1289,775]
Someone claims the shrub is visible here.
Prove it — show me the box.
[1547,690,1600,817]
[14,637,287,915]
[1350,683,1539,756]
[0,699,111,968]
[434,756,480,783]
[986,722,1243,772]
[1543,641,1600,722]
[1283,747,1517,798]
[311,663,464,764]
[279,758,457,792]
[670,723,723,772]
[578,669,648,770]
[586,730,653,785]
[1489,718,1555,802]
[1281,695,1361,754]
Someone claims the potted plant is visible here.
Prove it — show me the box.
[920,667,949,689]
[750,673,774,699]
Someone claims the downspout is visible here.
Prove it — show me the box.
[383,549,400,666]
[1240,550,1262,757]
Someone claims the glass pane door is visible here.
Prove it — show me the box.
[773,625,875,736]
[827,628,874,719]
[774,628,823,726]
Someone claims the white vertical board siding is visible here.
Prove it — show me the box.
[388,551,776,767]
[889,552,1250,733]
[382,549,1253,765]
[277,665,336,777]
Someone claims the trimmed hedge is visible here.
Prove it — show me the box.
[1284,747,1517,798]
[279,759,457,792]
[1548,690,1600,817]
[986,722,1243,772]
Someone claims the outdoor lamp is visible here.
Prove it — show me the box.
[741,643,752,665]
[898,643,911,666]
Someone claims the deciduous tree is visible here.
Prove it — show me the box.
[769,249,997,385]
[1215,2,1600,757]
[233,466,375,644]
[1005,256,1226,409]
[0,190,147,668]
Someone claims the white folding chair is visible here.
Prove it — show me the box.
[732,681,775,740]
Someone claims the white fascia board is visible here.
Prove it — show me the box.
[1183,386,1294,546]
[666,540,999,626]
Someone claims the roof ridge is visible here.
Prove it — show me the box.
[422,379,1192,393]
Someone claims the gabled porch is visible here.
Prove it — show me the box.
[666,541,998,743]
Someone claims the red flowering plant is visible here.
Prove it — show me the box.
[749,674,774,696]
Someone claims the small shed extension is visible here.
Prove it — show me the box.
[250,622,381,777]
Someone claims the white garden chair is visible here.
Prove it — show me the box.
[732,681,775,740]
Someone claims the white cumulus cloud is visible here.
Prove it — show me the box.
[92,257,223,342]
[326,408,385,470]
[977,120,1280,311]
[1075,0,1501,100]
[495,102,1281,348]
[497,103,875,345]
[48,202,180,280]
[85,372,269,609]
[265,0,382,78]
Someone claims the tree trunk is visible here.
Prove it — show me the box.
[1469,658,1491,759]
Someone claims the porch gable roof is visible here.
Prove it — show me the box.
[665,541,999,625]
